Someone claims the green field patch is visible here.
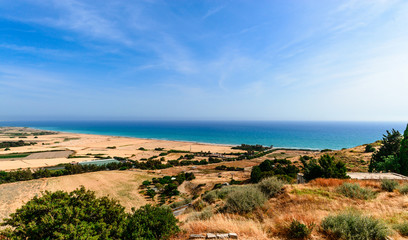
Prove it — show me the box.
[0,153,30,159]
[291,188,336,199]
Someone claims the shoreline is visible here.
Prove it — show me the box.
[19,126,326,151]
[24,126,239,148]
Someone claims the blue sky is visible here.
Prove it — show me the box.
[0,0,407,121]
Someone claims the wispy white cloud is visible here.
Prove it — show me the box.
[202,5,225,20]
[0,44,76,58]
[1,0,408,121]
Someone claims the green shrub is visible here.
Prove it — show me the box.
[192,200,205,211]
[398,184,408,194]
[225,185,266,213]
[321,212,388,240]
[286,220,314,239]
[251,166,262,183]
[336,183,377,200]
[123,205,179,240]
[365,144,376,153]
[203,191,217,203]
[394,222,408,236]
[188,207,213,221]
[216,185,241,199]
[257,176,285,198]
[301,154,348,181]
[1,187,127,239]
[380,179,399,192]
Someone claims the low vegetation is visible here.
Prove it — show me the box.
[0,161,133,184]
[214,165,244,171]
[394,222,408,237]
[380,179,399,192]
[285,220,314,239]
[1,187,179,240]
[0,140,36,149]
[224,185,267,213]
[141,172,195,204]
[257,176,285,198]
[365,144,376,153]
[0,153,30,159]
[321,212,389,240]
[336,183,377,200]
[251,158,299,183]
[398,184,408,194]
[231,144,271,152]
[123,205,179,240]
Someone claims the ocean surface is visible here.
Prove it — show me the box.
[1,121,406,150]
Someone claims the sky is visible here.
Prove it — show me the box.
[0,0,407,121]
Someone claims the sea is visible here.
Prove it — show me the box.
[1,121,406,150]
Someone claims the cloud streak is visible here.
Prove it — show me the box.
[0,0,407,121]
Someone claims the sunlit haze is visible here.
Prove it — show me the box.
[1,0,407,121]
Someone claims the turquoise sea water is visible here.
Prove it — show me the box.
[1,121,406,150]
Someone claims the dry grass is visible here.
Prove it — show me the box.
[181,214,269,240]
[309,178,347,187]
[310,178,380,189]
[179,180,408,239]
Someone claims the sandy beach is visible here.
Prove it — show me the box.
[0,127,243,170]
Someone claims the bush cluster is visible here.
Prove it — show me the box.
[398,184,408,194]
[142,172,195,203]
[215,165,244,171]
[301,154,348,182]
[1,187,179,240]
[286,220,314,239]
[0,140,35,148]
[251,159,299,183]
[187,207,213,221]
[365,144,376,153]
[123,205,179,240]
[231,144,271,152]
[394,222,408,236]
[336,183,377,200]
[0,161,133,184]
[257,177,285,198]
[380,179,399,192]
[321,212,388,240]
[224,185,266,213]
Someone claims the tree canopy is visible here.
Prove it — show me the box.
[400,124,408,175]
[368,126,408,176]
[369,129,402,173]
[1,187,179,240]
[301,154,348,181]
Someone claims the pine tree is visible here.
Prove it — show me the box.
[399,124,408,176]
[369,129,402,172]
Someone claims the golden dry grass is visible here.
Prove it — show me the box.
[180,181,408,239]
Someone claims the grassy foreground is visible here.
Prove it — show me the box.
[174,178,408,240]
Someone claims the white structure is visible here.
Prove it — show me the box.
[347,172,408,180]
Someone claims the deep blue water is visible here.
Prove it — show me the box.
[1,121,406,150]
